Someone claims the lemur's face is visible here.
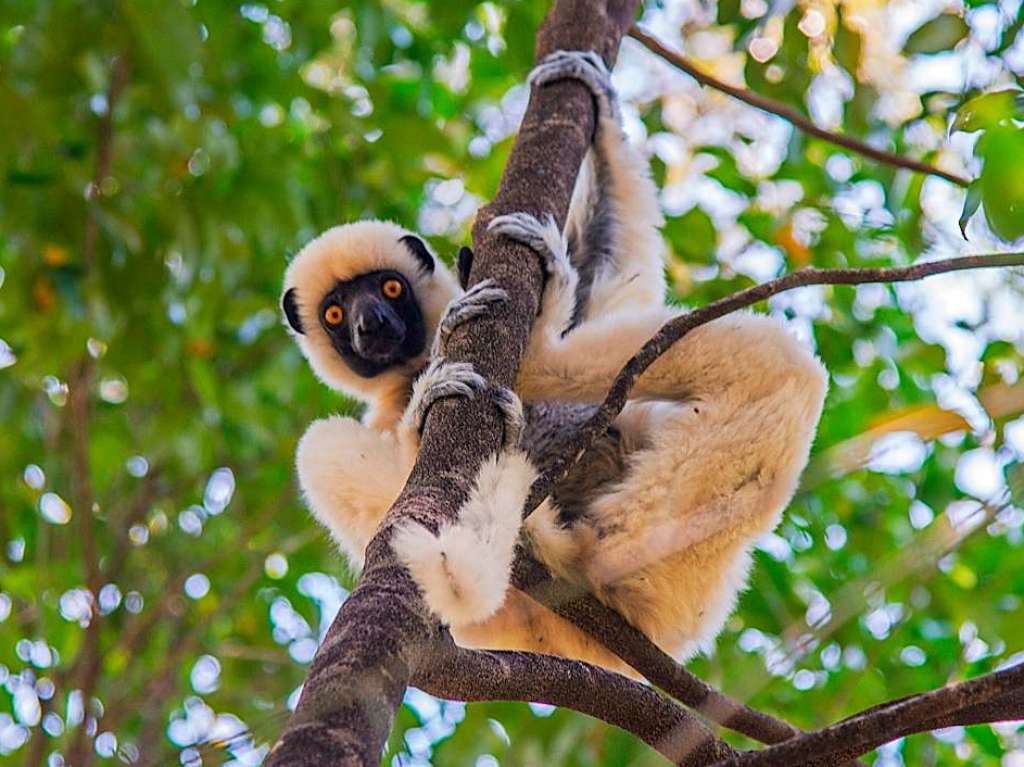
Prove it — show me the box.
[282,226,459,390]
[297,269,426,379]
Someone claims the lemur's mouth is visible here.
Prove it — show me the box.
[353,332,405,363]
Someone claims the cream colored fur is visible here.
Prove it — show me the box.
[521,311,827,661]
[289,51,828,673]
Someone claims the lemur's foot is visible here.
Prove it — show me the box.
[490,385,524,450]
[488,213,577,329]
[404,359,486,435]
[432,279,509,358]
[528,49,620,124]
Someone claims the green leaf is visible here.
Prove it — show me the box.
[664,206,717,264]
[1006,462,1024,508]
[700,147,757,196]
[958,181,981,240]
[952,89,1024,133]
[718,0,742,24]
[904,13,969,54]
[979,127,1024,241]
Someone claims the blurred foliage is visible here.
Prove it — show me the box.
[1,1,1024,766]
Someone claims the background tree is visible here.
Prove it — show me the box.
[2,0,1024,766]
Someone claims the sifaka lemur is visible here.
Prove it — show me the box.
[280,50,828,671]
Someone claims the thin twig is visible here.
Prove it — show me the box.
[66,54,130,767]
[629,26,971,188]
[66,359,103,767]
[526,252,1024,512]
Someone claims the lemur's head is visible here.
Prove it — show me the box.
[281,221,460,399]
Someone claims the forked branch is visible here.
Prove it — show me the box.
[415,635,736,767]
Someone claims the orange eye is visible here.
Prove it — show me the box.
[324,304,344,326]
[382,279,403,299]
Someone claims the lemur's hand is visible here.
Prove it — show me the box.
[528,50,620,125]
[403,275,522,449]
[488,212,577,336]
[401,357,524,450]
[432,279,508,359]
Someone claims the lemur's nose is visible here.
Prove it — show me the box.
[357,303,401,339]
[357,306,384,334]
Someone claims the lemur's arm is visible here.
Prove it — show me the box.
[500,214,824,410]
[391,285,535,627]
[457,51,664,337]
[296,414,413,572]
[299,283,533,622]
[543,51,667,326]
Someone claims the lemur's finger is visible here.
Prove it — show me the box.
[527,49,619,124]
[405,359,486,434]
[433,279,509,357]
[489,386,524,450]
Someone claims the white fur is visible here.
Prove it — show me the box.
[392,451,536,625]
[288,52,829,674]
[296,414,415,570]
[282,220,460,431]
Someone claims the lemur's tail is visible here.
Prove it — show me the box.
[392,450,535,626]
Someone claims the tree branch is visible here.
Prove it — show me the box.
[510,553,803,745]
[715,661,1024,766]
[65,56,129,765]
[526,252,1024,512]
[414,634,737,767]
[267,3,642,763]
[628,26,971,189]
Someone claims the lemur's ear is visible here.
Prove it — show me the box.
[282,288,304,334]
[400,235,435,275]
[457,246,474,290]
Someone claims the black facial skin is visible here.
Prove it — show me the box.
[316,270,426,378]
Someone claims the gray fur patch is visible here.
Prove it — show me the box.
[520,401,630,527]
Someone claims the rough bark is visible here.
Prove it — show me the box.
[267,2,641,764]
[717,661,1024,767]
[414,634,736,767]
[267,1,1024,761]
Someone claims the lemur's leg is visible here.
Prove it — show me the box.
[391,281,536,627]
[519,314,828,661]
[493,210,816,404]
[487,211,662,402]
[530,50,666,325]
